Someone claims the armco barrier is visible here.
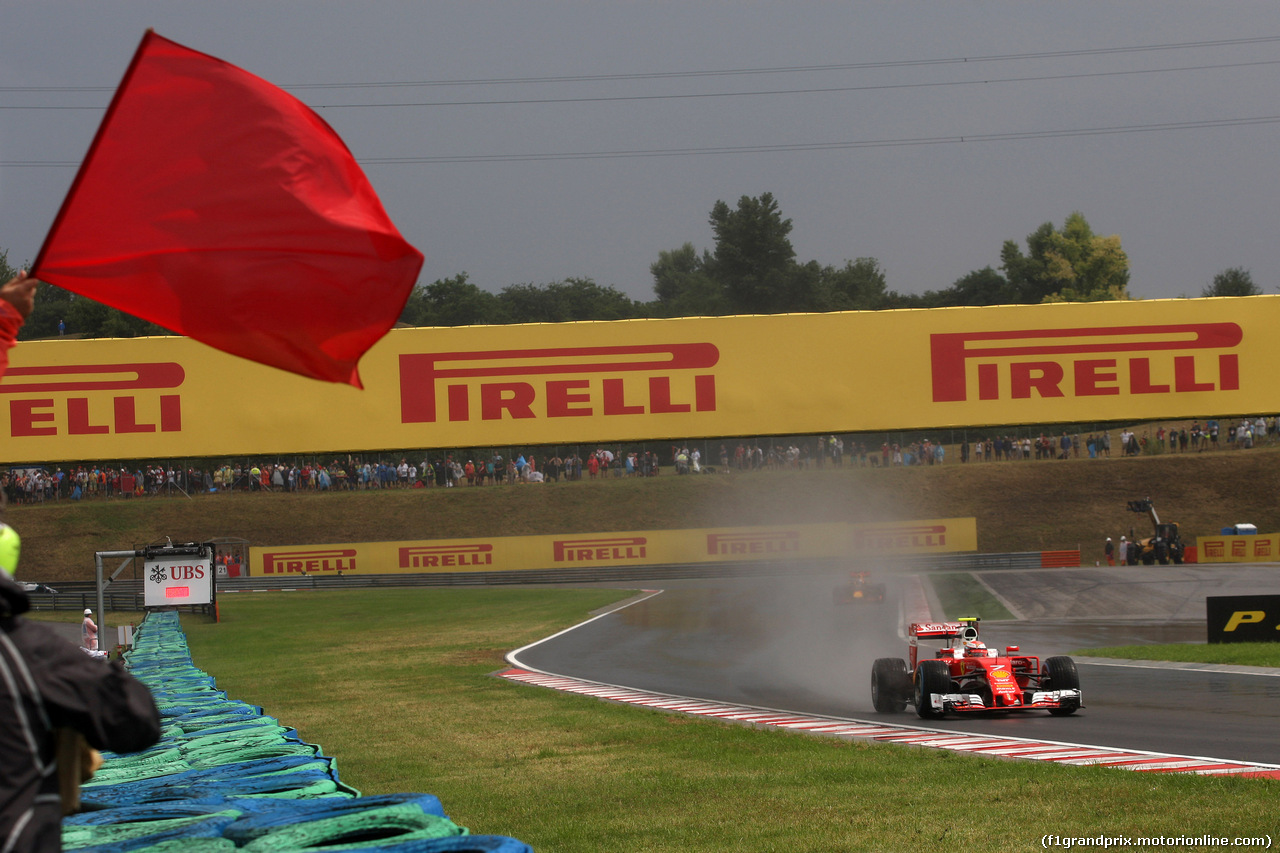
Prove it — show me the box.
[28,550,1082,605]
[64,611,532,852]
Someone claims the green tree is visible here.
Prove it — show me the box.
[496,278,643,324]
[22,282,76,338]
[0,249,20,283]
[818,258,890,310]
[940,266,1018,307]
[1003,212,1130,303]
[706,192,801,313]
[399,273,501,326]
[649,243,728,317]
[1202,267,1261,297]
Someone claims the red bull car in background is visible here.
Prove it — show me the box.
[871,617,1082,719]
[832,571,886,605]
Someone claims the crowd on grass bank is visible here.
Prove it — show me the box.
[963,416,1280,462]
[3,416,1278,505]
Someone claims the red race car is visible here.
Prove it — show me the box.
[871,617,1082,719]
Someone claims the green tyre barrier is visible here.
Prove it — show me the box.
[239,804,464,852]
[83,755,328,797]
[184,742,320,768]
[59,809,239,851]
[82,773,342,808]
[129,841,237,853]
[82,759,192,786]
[188,773,341,800]
[64,802,243,827]
[223,794,447,843]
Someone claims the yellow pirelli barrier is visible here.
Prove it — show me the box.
[2,296,1273,460]
[1196,534,1280,563]
[249,518,978,576]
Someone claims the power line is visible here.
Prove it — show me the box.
[353,116,1280,163]
[8,113,1271,168]
[307,59,1280,109]
[2,57,1277,112]
[0,34,1277,94]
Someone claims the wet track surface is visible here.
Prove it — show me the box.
[514,566,1280,765]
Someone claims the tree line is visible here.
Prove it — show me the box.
[3,195,1264,339]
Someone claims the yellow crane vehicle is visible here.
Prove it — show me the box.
[1125,498,1186,565]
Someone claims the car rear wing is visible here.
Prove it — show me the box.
[909,622,965,640]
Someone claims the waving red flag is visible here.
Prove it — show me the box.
[31,31,423,387]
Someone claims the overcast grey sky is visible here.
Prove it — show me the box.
[3,2,1279,303]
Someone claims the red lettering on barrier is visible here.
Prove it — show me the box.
[852,524,949,550]
[262,549,357,574]
[0,363,186,438]
[706,531,801,556]
[398,544,494,569]
[931,324,1243,403]
[400,344,719,424]
[552,537,647,562]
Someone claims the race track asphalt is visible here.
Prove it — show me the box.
[513,564,1280,765]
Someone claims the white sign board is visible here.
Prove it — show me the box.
[144,554,213,607]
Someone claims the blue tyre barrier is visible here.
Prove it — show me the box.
[237,804,464,852]
[129,841,237,852]
[64,802,244,827]
[59,810,239,851]
[223,793,447,843]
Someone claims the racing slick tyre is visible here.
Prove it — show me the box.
[913,660,952,720]
[1043,656,1081,716]
[871,658,910,713]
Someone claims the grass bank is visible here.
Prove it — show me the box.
[177,589,1274,853]
[11,444,1280,581]
[1078,642,1280,668]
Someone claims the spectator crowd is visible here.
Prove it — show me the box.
[3,416,1277,506]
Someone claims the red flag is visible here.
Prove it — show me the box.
[31,31,423,387]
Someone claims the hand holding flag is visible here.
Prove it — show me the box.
[31,31,424,387]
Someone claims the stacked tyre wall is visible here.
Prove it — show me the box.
[65,611,532,852]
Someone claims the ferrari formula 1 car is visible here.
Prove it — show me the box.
[871,617,1082,719]
[833,571,886,605]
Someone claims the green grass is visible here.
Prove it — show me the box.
[1078,642,1280,667]
[928,572,1015,621]
[177,589,1275,853]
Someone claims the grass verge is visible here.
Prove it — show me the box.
[180,589,1274,852]
[1077,643,1280,668]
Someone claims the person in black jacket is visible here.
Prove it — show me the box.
[0,522,161,852]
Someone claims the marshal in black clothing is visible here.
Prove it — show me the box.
[0,576,161,852]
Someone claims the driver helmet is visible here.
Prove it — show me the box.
[964,638,986,650]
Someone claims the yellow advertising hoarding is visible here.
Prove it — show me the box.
[1196,534,1280,563]
[1,296,1271,460]
[249,518,977,576]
